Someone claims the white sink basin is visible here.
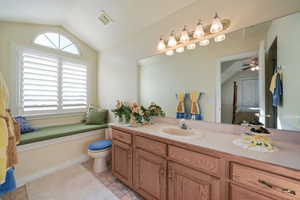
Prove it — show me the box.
[161,127,201,137]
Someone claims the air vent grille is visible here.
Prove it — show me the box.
[98,10,113,25]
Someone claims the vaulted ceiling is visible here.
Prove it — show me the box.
[0,0,300,52]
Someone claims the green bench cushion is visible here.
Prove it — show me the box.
[19,123,108,145]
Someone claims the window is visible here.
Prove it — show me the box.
[20,50,87,115]
[34,32,80,55]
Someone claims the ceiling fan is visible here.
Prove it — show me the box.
[241,57,259,71]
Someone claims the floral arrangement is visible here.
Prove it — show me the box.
[112,101,165,125]
[111,100,131,123]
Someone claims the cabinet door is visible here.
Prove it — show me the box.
[112,140,133,186]
[168,162,220,200]
[134,148,167,200]
[230,184,275,200]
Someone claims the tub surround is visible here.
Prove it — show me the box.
[111,117,300,200]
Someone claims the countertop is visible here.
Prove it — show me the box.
[112,122,300,171]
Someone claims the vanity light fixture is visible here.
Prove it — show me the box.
[187,43,196,50]
[166,50,174,56]
[167,31,177,48]
[157,37,166,51]
[214,34,226,42]
[180,25,190,42]
[157,13,230,56]
[210,13,223,33]
[193,20,205,38]
[199,39,210,46]
[176,46,185,53]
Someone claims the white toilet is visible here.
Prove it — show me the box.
[87,140,112,173]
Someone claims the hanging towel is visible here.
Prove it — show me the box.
[190,92,200,115]
[272,73,283,107]
[0,73,9,184]
[176,92,185,119]
[0,167,16,195]
[269,73,277,94]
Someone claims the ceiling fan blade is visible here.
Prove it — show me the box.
[241,67,251,71]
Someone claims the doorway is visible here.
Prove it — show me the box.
[265,38,278,128]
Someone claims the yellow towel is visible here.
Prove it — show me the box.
[269,73,277,94]
[0,72,9,184]
[176,92,185,113]
[190,91,200,115]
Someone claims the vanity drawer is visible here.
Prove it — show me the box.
[112,129,132,144]
[231,163,300,200]
[168,145,220,176]
[135,136,167,156]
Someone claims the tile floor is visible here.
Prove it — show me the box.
[0,161,143,200]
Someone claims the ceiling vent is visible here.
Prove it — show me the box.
[98,10,113,25]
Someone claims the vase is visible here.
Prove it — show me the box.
[118,116,124,123]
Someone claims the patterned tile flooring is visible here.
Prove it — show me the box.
[0,161,143,200]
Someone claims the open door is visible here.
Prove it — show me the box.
[265,38,278,128]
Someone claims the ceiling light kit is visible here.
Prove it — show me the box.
[157,13,231,56]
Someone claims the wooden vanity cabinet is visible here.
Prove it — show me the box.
[112,138,133,186]
[111,127,300,200]
[133,148,167,200]
[230,184,275,200]
[168,161,221,200]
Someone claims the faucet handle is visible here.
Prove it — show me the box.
[179,119,188,129]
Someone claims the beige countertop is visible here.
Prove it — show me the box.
[111,121,300,171]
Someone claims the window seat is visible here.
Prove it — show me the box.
[19,123,108,145]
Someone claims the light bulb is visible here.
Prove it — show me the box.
[255,66,260,70]
[166,50,174,56]
[214,34,226,42]
[193,20,205,38]
[157,38,166,51]
[199,39,210,46]
[176,46,184,53]
[251,67,255,71]
[180,26,190,43]
[167,31,177,47]
[187,43,196,50]
[210,13,223,33]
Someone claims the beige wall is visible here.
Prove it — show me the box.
[266,12,300,131]
[139,25,267,122]
[0,21,98,126]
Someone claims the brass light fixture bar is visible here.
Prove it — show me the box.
[157,14,231,56]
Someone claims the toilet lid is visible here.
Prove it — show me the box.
[88,139,112,151]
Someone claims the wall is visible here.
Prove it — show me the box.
[0,21,98,126]
[138,25,267,122]
[266,12,300,131]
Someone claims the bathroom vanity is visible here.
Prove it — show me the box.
[111,119,300,200]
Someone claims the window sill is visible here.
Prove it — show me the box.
[24,112,86,120]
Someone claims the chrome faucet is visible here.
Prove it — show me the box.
[179,119,188,130]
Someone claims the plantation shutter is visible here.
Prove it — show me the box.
[62,62,87,111]
[21,53,59,114]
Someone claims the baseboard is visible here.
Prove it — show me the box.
[16,155,89,187]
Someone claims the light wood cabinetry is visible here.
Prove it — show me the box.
[133,148,167,200]
[230,184,275,200]
[111,126,300,200]
[168,161,220,200]
[112,139,133,186]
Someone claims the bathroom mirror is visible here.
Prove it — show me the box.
[138,12,300,132]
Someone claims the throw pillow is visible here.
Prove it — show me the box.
[15,116,37,134]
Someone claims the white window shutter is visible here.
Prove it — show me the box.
[21,53,59,114]
[62,62,87,111]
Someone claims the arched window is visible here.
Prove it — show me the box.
[34,32,80,55]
